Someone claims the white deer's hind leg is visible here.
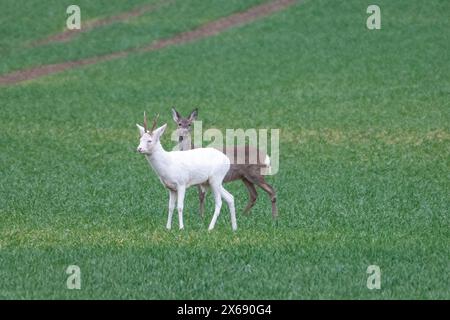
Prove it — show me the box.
[221,186,237,231]
[208,185,222,231]
[167,190,176,230]
[177,185,186,230]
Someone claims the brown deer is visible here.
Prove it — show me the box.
[172,107,277,218]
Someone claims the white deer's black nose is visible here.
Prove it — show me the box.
[137,147,143,153]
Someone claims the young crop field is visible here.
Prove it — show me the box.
[0,0,449,299]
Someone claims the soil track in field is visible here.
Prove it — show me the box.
[31,0,172,46]
[0,0,296,86]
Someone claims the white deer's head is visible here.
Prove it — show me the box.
[136,112,167,155]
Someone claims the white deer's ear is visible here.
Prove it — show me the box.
[153,123,167,140]
[172,107,180,123]
[136,124,145,137]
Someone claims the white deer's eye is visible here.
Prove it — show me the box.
[147,140,152,143]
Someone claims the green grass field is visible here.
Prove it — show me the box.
[0,0,449,299]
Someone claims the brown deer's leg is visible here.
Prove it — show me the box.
[245,175,277,218]
[198,185,206,218]
[242,178,258,215]
[260,181,277,218]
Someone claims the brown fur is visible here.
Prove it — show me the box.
[173,108,277,218]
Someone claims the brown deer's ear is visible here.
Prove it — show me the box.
[189,108,198,121]
[171,107,181,123]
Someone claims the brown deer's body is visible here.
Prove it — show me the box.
[172,108,277,218]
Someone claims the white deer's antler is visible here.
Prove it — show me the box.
[150,113,159,133]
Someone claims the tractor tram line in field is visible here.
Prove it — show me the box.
[0,0,296,85]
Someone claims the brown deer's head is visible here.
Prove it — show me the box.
[171,107,198,143]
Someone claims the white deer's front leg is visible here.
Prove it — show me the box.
[177,185,186,230]
[167,190,176,230]
[208,185,223,231]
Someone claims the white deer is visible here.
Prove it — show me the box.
[136,113,237,231]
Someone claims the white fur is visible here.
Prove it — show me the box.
[136,123,237,231]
